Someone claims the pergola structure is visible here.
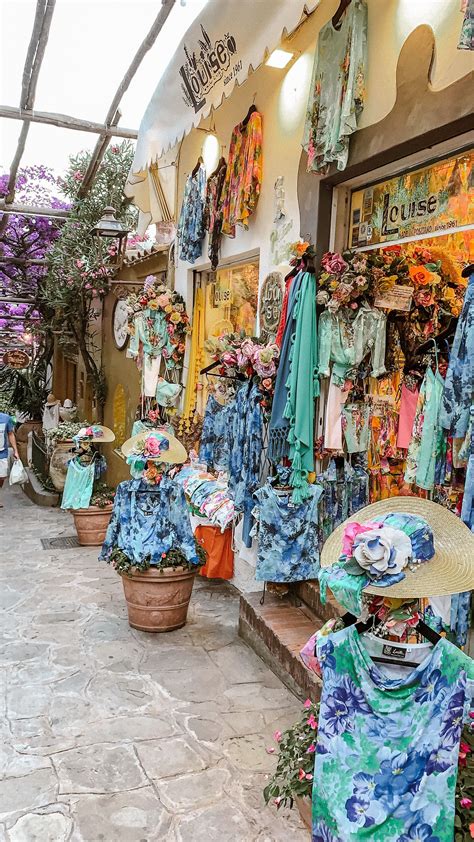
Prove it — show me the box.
[0,0,177,350]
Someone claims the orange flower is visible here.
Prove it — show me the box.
[409,265,433,286]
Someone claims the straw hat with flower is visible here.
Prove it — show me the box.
[74,424,115,443]
[321,496,474,599]
[122,429,187,465]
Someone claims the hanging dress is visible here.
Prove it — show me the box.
[199,393,230,472]
[404,362,444,490]
[61,458,95,510]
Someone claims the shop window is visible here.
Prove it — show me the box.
[113,384,127,448]
[203,260,259,348]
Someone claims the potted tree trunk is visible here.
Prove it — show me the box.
[105,545,206,633]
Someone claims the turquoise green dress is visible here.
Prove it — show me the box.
[303,0,367,173]
[313,625,474,841]
[61,458,95,510]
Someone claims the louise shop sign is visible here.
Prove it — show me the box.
[180,25,240,113]
[349,149,474,248]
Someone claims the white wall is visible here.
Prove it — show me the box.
[173,0,473,304]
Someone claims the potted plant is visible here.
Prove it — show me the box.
[264,701,474,838]
[72,482,115,547]
[105,543,206,633]
[47,421,90,491]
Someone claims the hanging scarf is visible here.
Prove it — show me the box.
[267,272,303,463]
[179,287,204,435]
[284,271,319,502]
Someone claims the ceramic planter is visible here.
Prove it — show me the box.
[49,440,74,492]
[295,795,312,831]
[121,566,196,633]
[72,504,113,546]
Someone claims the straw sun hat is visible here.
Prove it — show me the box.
[320,496,474,599]
[75,424,115,443]
[121,429,187,465]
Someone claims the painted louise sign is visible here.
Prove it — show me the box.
[350,150,474,248]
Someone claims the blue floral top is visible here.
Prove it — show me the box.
[99,477,198,565]
[177,164,206,264]
[228,381,264,511]
[440,272,474,438]
[253,480,323,582]
[313,625,474,841]
[199,394,230,472]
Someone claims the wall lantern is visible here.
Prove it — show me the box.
[266,49,295,69]
[90,206,130,267]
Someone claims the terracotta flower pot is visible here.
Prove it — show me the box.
[121,566,196,633]
[49,440,74,492]
[295,795,312,831]
[72,504,113,546]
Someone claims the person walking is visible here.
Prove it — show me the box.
[0,411,19,506]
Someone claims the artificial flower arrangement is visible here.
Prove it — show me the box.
[317,246,466,344]
[204,331,280,414]
[126,275,190,372]
[264,699,474,839]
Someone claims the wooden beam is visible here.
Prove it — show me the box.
[0,202,70,219]
[0,0,56,246]
[78,0,176,199]
[0,258,48,266]
[0,105,138,139]
[0,297,36,303]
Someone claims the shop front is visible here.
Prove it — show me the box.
[121,4,474,835]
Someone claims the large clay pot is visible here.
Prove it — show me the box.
[49,440,74,492]
[121,567,196,632]
[295,795,312,831]
[16,420,42,464]
[72,505,113,546]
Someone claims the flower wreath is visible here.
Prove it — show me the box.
[126,275,190,372]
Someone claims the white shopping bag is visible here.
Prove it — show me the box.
[9,458,28,485]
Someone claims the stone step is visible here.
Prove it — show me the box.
[239,592,321,703]
[21,467,59,508]
[291,580,344,624]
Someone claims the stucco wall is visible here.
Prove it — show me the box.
[173,0,473,302]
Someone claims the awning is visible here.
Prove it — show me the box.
[125,0,320,226]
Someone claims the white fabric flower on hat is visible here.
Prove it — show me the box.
[353,526,413,580]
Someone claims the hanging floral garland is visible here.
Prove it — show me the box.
[204,332,280,415]
[317,247,467,354]
[126,275,190,373]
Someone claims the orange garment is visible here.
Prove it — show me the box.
[196,525,234,580]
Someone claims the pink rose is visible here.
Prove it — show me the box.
[342,521,383,557]
[144,437,161,456]
[222,350,237,367]
[321,252,348,275]
[157,294,170,308]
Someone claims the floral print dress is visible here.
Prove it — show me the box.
[177,163,206,263]
[303,0,367,173]
[221,110,263,236]
[204,158,227,269]
[313,625,474,841]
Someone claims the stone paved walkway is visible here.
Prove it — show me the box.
[0,483,307,842]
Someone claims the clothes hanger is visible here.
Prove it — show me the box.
[341,611,441,668]
[241,103,258,128]
[200,359,245,381]
[209,156,227,180]
[191,155,204,177]
[332,0,352,29]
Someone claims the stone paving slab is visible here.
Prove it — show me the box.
[0,483,307,840]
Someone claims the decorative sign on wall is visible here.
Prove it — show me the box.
[349,150,474,248]
[3,349,30,369]
[259,272,284,340]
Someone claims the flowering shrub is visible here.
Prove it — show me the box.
[90,483,115,508]
[48,421,91,447]
[263,699,319,809]
[126,276,190,372]
[106,543,206,576]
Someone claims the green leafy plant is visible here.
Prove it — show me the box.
[455,723,474,841]
[0,365,48,420]
[90,482,115,508]
[106,542,207,577]
[47,421,90,447]
[42,142,138,416]
[263,699,319,809]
